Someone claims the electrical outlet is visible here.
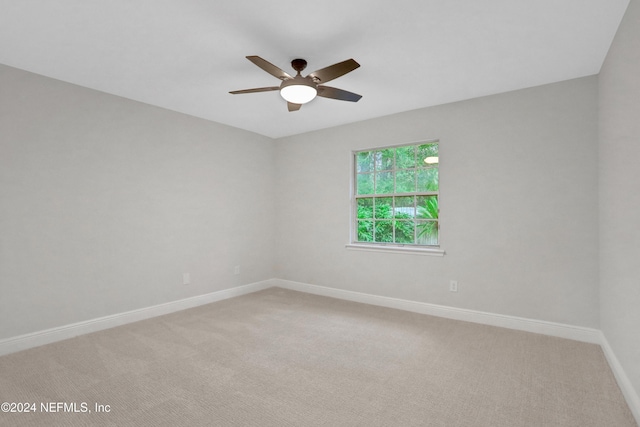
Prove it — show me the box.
[183,273,190,285]
[449,280,458,292]
[233,265,240,275]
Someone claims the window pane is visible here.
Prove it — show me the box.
[375,171,393,194]
[394,220,415,243]
[417,143,438,165]
[357,173,374,195]
[357,220,374,242]
[357,151,374,173]
[375,149,394,171]
[374,197,393,219]
[395,146,416,169]
[417,196,438,220]
[357,198,373,219]
[417,220,438,245]
[353,142,439,248]
[394,196,415,218]
[375,220,393,242]
[417,168,438,191]
[395,169,416,193]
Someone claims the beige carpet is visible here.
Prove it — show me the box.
[0,287,636,426]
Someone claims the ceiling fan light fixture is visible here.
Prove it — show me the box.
[280,77,317,104]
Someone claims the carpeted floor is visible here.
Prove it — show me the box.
[0,287,636,426]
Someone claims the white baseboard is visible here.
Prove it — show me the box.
[274,279,640,424]
[0,280,274,357]
[599,332,640,424]
[273,279,602,343]
[2,277,637,425]
[0,278,600,355]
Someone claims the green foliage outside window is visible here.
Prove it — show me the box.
[355,142,439,246]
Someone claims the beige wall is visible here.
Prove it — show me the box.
[0,65,604,335]
[275,76,600,328]
[0,64,276,339]
[599,0,640,405]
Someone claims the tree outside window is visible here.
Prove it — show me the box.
[354,142,439,246]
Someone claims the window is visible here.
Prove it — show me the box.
[351,141,440,250]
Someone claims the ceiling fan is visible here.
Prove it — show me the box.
[230,56,362,112]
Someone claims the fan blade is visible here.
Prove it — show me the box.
[287,102,302,112]
[308,59,360,83]
[246,56,293,80]
[229,86,280,95]
[317,86,362,102]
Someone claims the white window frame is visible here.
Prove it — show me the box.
[346,140,445,256]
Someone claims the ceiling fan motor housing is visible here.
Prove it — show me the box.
[290,58,308,74]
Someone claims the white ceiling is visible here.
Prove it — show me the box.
[0,0,630,138]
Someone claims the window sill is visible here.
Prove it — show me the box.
[345,243,445,256]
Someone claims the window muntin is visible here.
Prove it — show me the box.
[353,142,439,246]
